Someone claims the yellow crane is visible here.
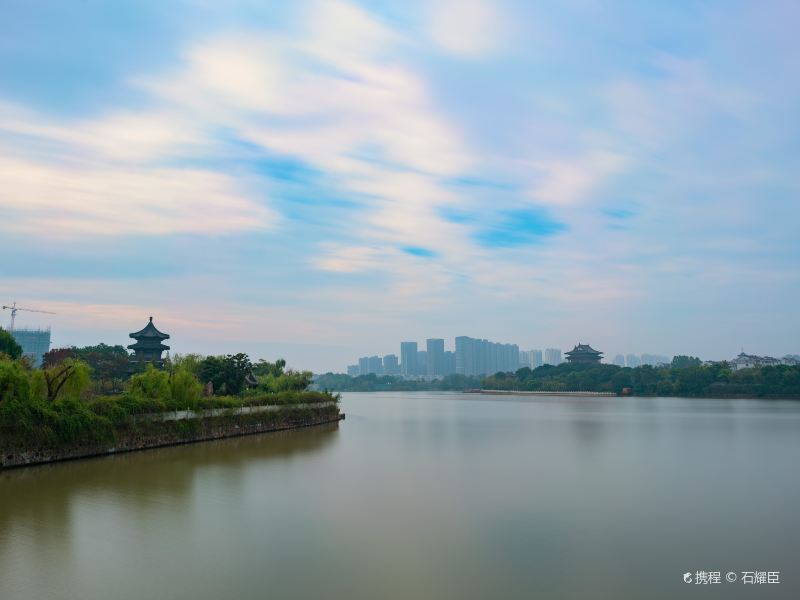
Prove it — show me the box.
[2,301,56,330]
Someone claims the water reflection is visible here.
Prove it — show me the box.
[0,424,339,535]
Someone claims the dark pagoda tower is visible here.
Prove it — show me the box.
[128,316,170,370]
[565,343,603,364]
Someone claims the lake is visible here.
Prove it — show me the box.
[1,392,799,599]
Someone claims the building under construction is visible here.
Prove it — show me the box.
[2,302,55,367]
[10,328,51,367]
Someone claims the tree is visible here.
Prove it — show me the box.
[671,355,702,369]
[0,359,30,403]
[199,353,254,396]
[128,364,171,400]
[41,359,91,401]
[43,347,76,368]
[0,327,22,360]
[170,353,204,377]
[169,365,202,409]
[253,359,286,377]
[259,369,312,392]
[73,344,130,392]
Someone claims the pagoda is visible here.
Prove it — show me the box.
[128,316,170,370]
[565,343,603,364]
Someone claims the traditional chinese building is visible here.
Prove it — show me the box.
[729,351,795,371]
[565,343,603,364]
[128,316,170,370]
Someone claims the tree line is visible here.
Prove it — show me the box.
[0,327,333,449]
[315,356,800,398]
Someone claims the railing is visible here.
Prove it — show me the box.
[132,401,337,423]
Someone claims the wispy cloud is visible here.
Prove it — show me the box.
[0,156,274,236]
[427,0,511,57]
[1,0,799,367]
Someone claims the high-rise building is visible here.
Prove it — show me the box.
[456,336,473,375]
[358,356,370,375]
[455,336,520,376]
[383,354,400,375]
[416,350,427,375]
[347,364,359,377]
[520,350,533,368]
[521,349,545,369]
[613,354,625,367]
[443,351,456,376]
[626,354,641,368]
[10,327,51,367]
[400,341,418,377]
[544,348,562,365]
[368,355,383,375]
[426,338,445,376]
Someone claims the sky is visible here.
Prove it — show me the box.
[1,0,798,372]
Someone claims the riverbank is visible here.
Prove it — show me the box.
[1,403,343,469]
[467,389,800,399]
[469,389,617,396]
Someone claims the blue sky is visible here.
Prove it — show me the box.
[1,0,798,371]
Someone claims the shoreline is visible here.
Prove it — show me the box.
[324,389,800,400]
[468,389,616,397]
[1,405,344,470]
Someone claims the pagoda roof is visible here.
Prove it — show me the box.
[565,343,603,356]
[129,316,170,340]
[127,340,170,351]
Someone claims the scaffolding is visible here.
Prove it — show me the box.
[11,328,52,367]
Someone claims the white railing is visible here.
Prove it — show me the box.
[132,401,337,423]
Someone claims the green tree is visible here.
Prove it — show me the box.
[0,358,31,403]
[128,364,171,400]
[169,365,202,409]
[74,344,130,392]
[41,358,91,401]
[253,359,287,377]
[0,327,22,360]
[259,369,312,392]
[171,353,204,377]
[671,355,702,369]
[199,353,254,395]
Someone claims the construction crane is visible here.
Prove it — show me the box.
[2,301,56,330]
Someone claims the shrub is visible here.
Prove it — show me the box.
[128,364,171,401]
[169,365,203,410]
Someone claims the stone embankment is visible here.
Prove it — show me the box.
[1,403,343,469]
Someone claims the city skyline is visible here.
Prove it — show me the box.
[343,335,693,377]
[1,1,799,372]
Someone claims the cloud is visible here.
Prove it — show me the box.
[0,155,274,236]
[0,101,208,162]
[312,244,385,273]
[529,152,629,206]
[129,1,481,275]
[603,55,758,148]
[0,0,573,279]
[427,0,510,57]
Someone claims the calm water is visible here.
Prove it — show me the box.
[1,393,799,599]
